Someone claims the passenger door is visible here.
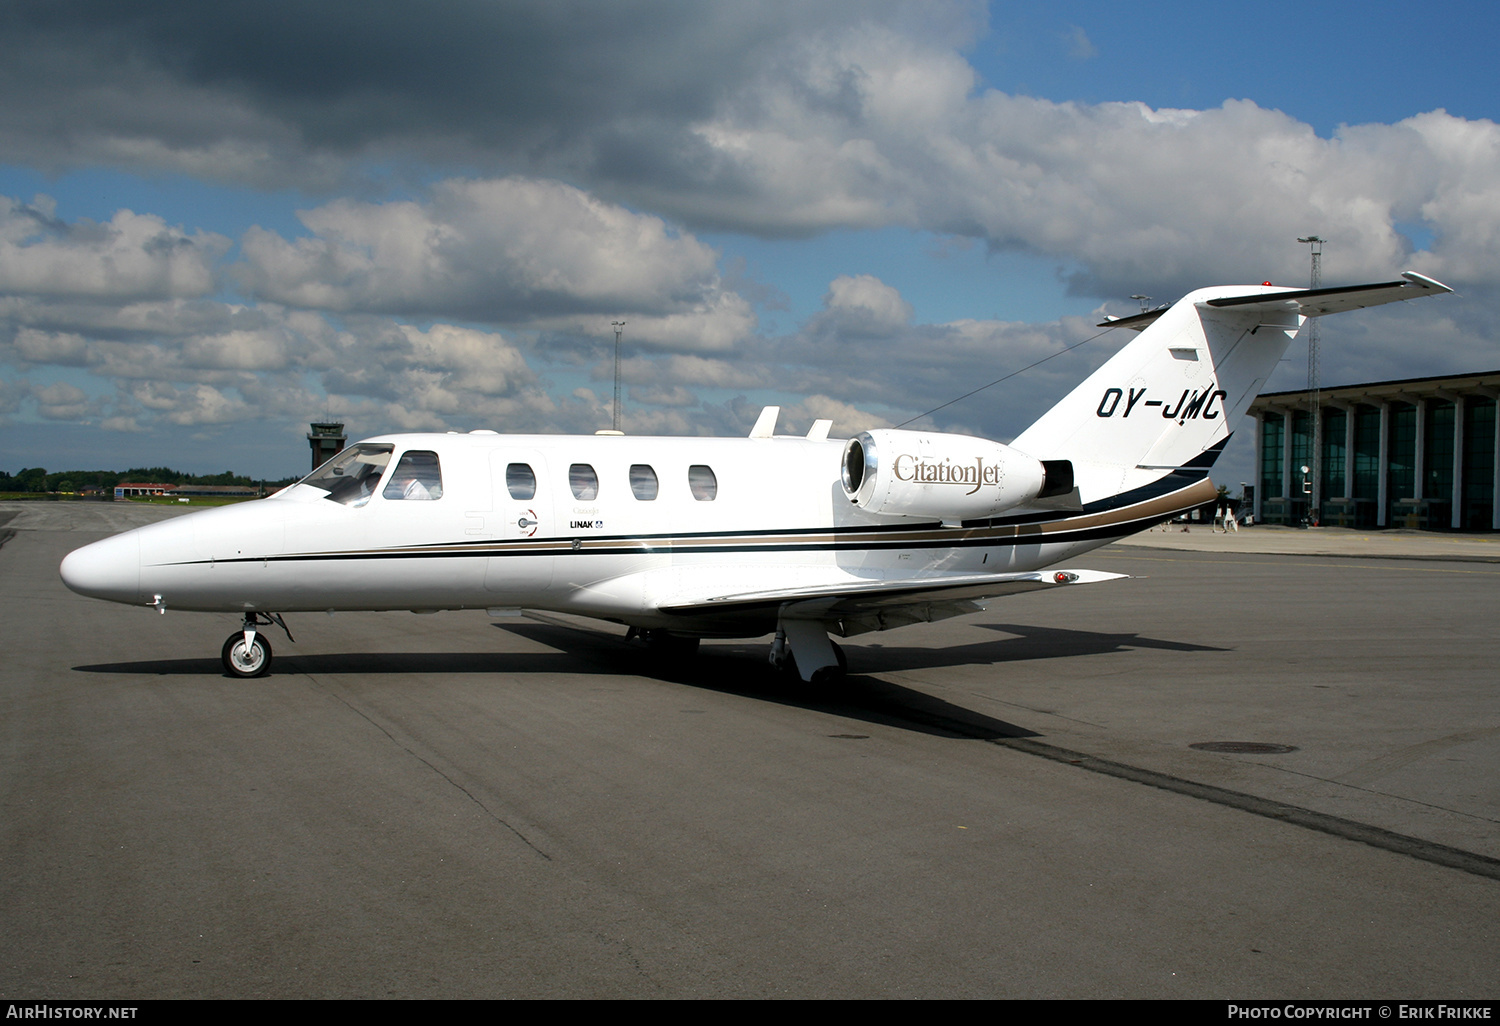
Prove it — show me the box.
[485,449,555,594]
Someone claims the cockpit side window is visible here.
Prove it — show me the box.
[629,464,658,501]
[569,464,598,500]
[506,463,536,500]
[299,444,394,507]
[383,450,444,500]
[688,465,718,501]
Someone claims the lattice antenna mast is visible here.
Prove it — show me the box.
[1298,236,1325,524]
[611,320,626,432]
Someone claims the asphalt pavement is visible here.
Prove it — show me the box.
[3,502,1496,998]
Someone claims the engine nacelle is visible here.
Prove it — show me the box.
[841,429,1054,521]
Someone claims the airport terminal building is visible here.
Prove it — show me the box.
[1248,371,1500,530]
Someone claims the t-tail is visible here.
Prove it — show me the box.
[1009,271,1453,512]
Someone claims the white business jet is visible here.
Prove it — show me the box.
[60,272,1452,681]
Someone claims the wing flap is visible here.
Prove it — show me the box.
[657,567,1126,621]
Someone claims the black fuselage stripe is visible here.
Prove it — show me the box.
[162,478,1212,568]
[166,512,1166,568]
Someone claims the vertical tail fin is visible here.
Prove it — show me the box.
[1011,272,1452,505]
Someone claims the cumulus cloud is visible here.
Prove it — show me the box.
[780,393,893,438]
[808,273,914,338]
[0,0,932,188]
[33,381,93,421]
[650,29,1500,297]
[12,328,89,366]
[237,177,756,350]
[5,3,1500,306]
[0,197,229,301]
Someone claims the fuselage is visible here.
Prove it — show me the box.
[57,429,1213,632]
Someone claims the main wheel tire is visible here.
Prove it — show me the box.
[222,631,272,678]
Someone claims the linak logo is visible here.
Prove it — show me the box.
[1096,386,1227,425]
[892,453,1002,496]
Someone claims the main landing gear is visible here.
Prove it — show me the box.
[628,620,847,684]
[625,627,701,661]
[769,620,847,685]
[221,612,294,678]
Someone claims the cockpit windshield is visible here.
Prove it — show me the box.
[298,444,394,506]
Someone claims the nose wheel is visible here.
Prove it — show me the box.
[222,631,272,677]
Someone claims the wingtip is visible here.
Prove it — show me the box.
[1401,270,1454,294]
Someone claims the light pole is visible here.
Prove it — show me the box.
[611,320,626,432]
[1298,235,1324,525]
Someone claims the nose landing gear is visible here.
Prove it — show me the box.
[221,612,294,678]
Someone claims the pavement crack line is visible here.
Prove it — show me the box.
[308,673,553,861]
[990,736,1500,882]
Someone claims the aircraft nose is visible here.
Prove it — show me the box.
[59,531,142,605]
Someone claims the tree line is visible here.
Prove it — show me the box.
[1,467,300,494]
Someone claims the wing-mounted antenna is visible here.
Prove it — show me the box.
[749,406,780,438]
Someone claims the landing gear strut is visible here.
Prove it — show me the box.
[770,620,847,684]
[221,612,294,678]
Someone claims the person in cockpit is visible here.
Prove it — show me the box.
[384,451,443,501]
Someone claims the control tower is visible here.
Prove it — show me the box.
[307,421,346,472]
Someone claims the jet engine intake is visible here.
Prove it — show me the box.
[841,429,1049,520]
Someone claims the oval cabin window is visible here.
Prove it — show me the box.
[629,464,659,501]
[506,463,536,500]
[569,464,599,501]
[688,465,717,501]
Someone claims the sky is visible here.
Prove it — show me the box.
[1,0,1497,490]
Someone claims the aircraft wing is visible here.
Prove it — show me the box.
[657,568,1126,636]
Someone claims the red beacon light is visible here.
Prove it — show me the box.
[1262,281,1273,286]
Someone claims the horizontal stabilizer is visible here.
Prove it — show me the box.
[1098,272,1451,329]
[1200,271,1452,318]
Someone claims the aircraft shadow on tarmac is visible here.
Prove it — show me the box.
[72,618,1226,740]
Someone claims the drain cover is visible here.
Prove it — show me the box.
[1190,741,1298,754]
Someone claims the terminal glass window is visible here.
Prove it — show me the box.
[629,464,659,501]
[688,465,718,501]
[506,463,536,500]
[1260,414,1283,498]
[383,450,444,500]
[1289,409,1312,484]
[1321,408,1346,498]
[1352,406,1381,500]
[1423,401,1454,500]
[569,464,599,500]
[299,444,394,507]
[1463,398,1495,529]
[1388,404,1416,501]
